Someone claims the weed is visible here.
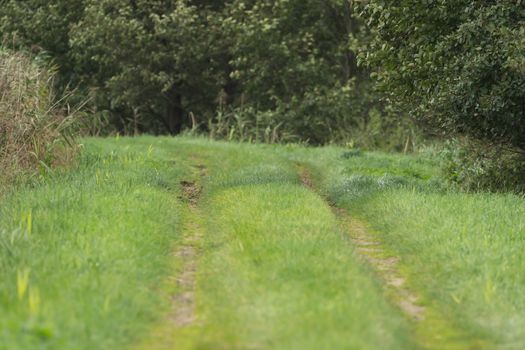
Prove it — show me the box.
[16,269,30,301]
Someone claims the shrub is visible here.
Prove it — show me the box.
[359,2,524,148]
[0,50,77,184]
[358,1,525,190]
[0,0,85,84]
[222,0,386,145]
[441,139,525,193]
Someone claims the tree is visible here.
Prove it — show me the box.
[0,0,399,147]
[69,0,227,134]
[357,1,525,152]
[221,0,379,143]
[0,0,85,83]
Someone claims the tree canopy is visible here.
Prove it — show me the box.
[358,1,525,152]
[1,0,524,189]
[1,0,385,144]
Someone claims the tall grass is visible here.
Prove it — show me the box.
[0,50,76,185]
[205,107,297,144]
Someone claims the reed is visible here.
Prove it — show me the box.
[0,50,76,185]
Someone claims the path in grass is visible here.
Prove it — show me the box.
[138,140,489,349]
[136,140,416,349]
[298,167,425,321]
[288,147,506,349]
[135,158,207,350]
[172,179,201,326]
[295,166,484,349]
[171,160,208,327]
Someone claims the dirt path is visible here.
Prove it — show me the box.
[297,166,425,321]
[296,165,489,349]
[336,210,425,321]
[170,161,208,327]
[135,163,206,349]
[171,179,203,326]
[136,160,476,349]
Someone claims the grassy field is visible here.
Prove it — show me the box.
[284,145,525,348]
[1,136,524,349]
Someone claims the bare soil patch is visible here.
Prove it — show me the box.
[171,178,204,327]
[179,180,201,206]
[344,215,425,321]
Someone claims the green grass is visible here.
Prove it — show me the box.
[180,141,413,349]
[131,138,415,349]
[348,191,525,348]
[197,184,411,349]
[0,137,191,349]
[2,136,525,349]
[285,145,525,348]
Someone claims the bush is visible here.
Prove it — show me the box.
[358,1,525,190]
[0,0,84,84]
[441,139,525,193]
[1,0,410,147]
[222,0,385,145]
[0,50,77,184]
[359,2,524,147]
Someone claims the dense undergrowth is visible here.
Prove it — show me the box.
[441,139,525,194]
[1,1,523,192]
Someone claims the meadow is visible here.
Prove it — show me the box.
[1,137,524,349]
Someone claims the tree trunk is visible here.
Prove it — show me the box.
[342,0,358,82]
[166,87,184,134]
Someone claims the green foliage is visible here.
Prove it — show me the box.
[206,106,297,144]
[358,1,525,151]
[221,0,382,144]
[441,138,525,193]
[356,1,525,191]
[69,0,226,134]
[0,0,84,82]
[0,0,411,147]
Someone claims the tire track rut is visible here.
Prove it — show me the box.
[297,166,425,321]
[172,178,203,327]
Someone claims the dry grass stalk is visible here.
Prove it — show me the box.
[0,50,76,183]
